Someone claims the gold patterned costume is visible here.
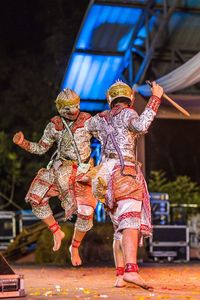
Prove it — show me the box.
[13,89,97,232]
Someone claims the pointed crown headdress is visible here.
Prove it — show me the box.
[55,88,80,110]
[106,80,134,106]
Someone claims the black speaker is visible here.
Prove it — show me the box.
[0,212,16,240]
[152,225,188,243]
[150,193,170,225]
[0,255,14,275]
[18,210,39,233]
[150,200,170,225]
[150,245,189,261]
[149,225,190,262]
[0,254,25,298]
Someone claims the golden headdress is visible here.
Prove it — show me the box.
[55,88,80,110]
[106,80,134,107]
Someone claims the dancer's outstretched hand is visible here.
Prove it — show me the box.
[151,81,163,99]
[13,131,24,145]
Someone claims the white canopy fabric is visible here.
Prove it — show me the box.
[135,51,200,96]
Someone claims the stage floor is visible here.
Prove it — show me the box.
[7,263,200,299]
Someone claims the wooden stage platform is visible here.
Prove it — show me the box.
[6,263,200,299]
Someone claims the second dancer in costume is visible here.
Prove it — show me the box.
[13,88,97,266]
[83,80,163,290]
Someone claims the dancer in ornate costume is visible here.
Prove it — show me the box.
[83,80,163,290]
[13,88,97,266]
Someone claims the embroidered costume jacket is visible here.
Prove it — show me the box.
[21,113,96,225]
[84,96,161,240]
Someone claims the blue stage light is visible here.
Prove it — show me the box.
[80,101,108,112]
[77,4,142,52]
[95,202,106,223]
[62,53,124,100]
[61,2,156,110]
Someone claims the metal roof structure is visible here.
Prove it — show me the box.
[62,0,200,118]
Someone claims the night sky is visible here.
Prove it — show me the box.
[0,0,89,54]
[146,118,200,183]
[0,0,200,197]
[0,0,89,132]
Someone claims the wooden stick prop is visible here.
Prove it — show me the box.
[146,80,190,117]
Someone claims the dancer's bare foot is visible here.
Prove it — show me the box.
[123,272,153,291]
[53,229,65,252]
[69,245,82,266]
[114,275,126,288]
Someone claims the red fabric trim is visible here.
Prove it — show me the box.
[99,106,129,121]
[140,176,152,236]
[125,263,139,273]
[116,196,142,202]
[71,112,91,133]
[38,140,50,149]
[29,193,43,203]
[59,190,68,201]
[49,222,57,229]
[71,239,81,248]
[98,110,109,120]
[77,213,93,220]
[111,105,133,117]
[27,174,53,204]
[140,224,150,230]
[68,163,78,202]
[51,112,91,133]
[140,224,152,234]
[146,95,161,113]
[113,164,136,172]
[48,222,60,234]
[51,116,64,131]
[110,106,122,118]
[37,178,51,187]
[20,139,31,151]
[118,211,141,223]
[30,199,49,207]
[116,267,125,276]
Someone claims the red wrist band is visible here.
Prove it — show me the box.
[146,95,161,113]
[20,139,31,151]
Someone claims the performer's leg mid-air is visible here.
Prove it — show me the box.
[13,88,97,266]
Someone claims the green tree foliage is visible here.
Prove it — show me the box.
[35,222,114,265]
[148,170,168,193]
[0,131,22,209]
[148,170,200,205]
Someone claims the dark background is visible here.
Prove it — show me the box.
[0,0,90,207]
[0,0,90,134]
[146,118,200,183]
[0,0,199,208]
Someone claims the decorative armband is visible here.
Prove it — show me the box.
[146,95,161,113]
[19,139,31,151]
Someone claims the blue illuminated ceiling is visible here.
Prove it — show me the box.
[63,53,123,100]
[62,0,200,112]
[76,5,142,52]
[62,0,154,111]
